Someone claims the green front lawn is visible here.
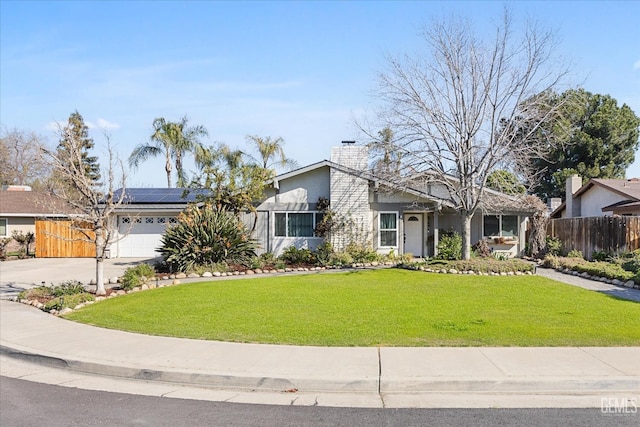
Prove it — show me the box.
[66,269,640,346]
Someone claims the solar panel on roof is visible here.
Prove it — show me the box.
[111,188,209,204]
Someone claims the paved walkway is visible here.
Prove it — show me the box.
[1,261,639,408]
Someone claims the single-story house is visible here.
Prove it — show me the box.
[106,144,533,258]
[252,144,532,258]
[551,175,640,218]
[0,186,75,255]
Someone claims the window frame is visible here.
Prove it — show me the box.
[378,211,399,248]
[0,218,7,237]
[483,214,519,239]
[273,211,324,238]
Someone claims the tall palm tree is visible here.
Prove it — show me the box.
[245,135,298,172]
[169,117,208,187]
[129,116,207,187]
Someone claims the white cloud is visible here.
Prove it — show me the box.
[45,121,64,132]
[96,118,120,130]
[85,118,121,130]
[634,60,640,70]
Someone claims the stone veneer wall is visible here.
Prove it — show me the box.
[329,145,372,251]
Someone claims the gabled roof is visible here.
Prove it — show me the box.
[0,191,75,217]
[270,160,532,212]
[575,178,640,200]
[550,178,640,217]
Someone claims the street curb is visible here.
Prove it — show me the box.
[0,344,378,393]
[3,343,639,396]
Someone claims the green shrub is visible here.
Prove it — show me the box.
[158,204,257,272]
[621,258,640,274]
[542,255,560,269]
[435,231,462,260]
[344,243,380,263]
[18,286,54,301]
[329,251,353,266]
[121,264,156,290]
[572,262,633,281]
[545,236,562,256]
[280,246,316,265]
[592,250,613,262]
[566,249,583,259]
[44,293,95,312]
[435,258,533,274]
[543,255,635,283]
[315,241,334,266]
[193,262,228,275]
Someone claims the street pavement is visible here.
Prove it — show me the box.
[1,258,639,409]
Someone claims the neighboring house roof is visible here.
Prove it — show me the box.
[0,191,75,217]
[550,178,640,217]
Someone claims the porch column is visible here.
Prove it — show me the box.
[433,210,439,257]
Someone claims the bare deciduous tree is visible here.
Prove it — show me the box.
[368,10,568,259]
[0,128,52,188]
[42,129,126,295]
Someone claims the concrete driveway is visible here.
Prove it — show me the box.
[0,257,159,299]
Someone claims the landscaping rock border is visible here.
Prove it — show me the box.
[553,267,640,290]
[10,262,399,316]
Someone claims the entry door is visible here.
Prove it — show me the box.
[404,214,423,257]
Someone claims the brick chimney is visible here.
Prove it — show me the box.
[565,175,582,217]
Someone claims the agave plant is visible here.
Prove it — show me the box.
[158,204,257,272]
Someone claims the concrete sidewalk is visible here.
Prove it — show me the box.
[1,299,639,408]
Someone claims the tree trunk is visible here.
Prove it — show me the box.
[96,258,105,296]
[95,225,106,296]
[461,212,473,260]
[165,153,172,188]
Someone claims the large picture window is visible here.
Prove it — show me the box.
[483,215,518,238]
[274,212,324,237]
[379,212,398,247]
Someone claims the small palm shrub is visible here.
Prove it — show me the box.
[158,204,257,272]
[435,231,462,260]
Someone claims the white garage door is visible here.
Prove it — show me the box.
[117,216,176,258]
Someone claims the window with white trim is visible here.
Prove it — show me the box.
[0,218,7,237]
[379,212,398,247]
[274,212,324,237]
[483,215,518,238]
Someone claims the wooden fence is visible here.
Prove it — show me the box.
[35,220,96,258]
[547,216,640,259]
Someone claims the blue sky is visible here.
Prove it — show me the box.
[1,1,639,189]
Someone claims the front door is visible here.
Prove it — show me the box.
[404,214,423,257]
